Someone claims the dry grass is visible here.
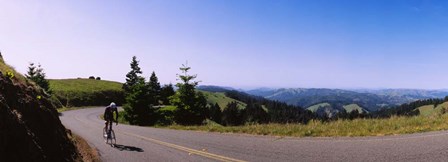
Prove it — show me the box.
[0,61,28,83]
[165,113,448,137]
[69,132,101,162]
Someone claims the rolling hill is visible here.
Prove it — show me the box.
[201,91,246,109]
[415,101,448,117]
[49,79,124,107]
[306,102,368,118]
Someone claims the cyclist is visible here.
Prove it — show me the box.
[104,102,118,137]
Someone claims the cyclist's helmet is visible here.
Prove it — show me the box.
[109,102,117,108]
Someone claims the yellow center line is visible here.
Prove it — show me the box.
[120,131,247,162]
[73,113,245,162]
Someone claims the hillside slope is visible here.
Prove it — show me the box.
[201,91,246,109]
[50,79,124,107]
[0,57,80,161]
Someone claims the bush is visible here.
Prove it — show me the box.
[89,76,95,79]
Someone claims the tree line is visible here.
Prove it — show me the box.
[24,55,448,126]
[121,56,319,126]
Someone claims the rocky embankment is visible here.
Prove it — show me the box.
[0,57,80,161]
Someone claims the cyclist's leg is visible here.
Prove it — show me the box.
[108,119,112,132]
[104,121,109,132]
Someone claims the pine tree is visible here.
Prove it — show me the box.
[0,51,3,63]
[170,63,207,125]
[209,103,222,124]
[26,63,51,94]
[123,56,143,93]
[244,102,269,124]
[26,63,37,79]
[221,102,242,126]
[160,83,175,105]
[147,71,161,105]
[122,56,156,125]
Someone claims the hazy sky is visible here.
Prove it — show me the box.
[1,0,448,89]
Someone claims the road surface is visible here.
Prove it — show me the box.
[60,107,448,162]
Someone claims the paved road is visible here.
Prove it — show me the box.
[61,107,448,162]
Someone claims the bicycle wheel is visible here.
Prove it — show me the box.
[110,130,116,145]
[103,127,108,143]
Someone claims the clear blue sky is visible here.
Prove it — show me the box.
[1,0,448,89]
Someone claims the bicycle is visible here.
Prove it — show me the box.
[103,126,116,145]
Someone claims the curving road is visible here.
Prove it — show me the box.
[60,107,448,162]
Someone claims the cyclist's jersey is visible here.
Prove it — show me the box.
[104,106,117,121]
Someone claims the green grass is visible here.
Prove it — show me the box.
[164,113,448,137]
[0,60,27,83]
[415,102,448,117]
[417,105,435,116]
[50,79,123,92]
[307,103,330,112]
[159,105,177,111]
[49,79,124,107]
[201,91,246,109]
[343,104,368,113]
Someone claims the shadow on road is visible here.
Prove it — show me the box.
[112,144,144,152]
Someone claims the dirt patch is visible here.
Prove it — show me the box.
[68,131,101,162]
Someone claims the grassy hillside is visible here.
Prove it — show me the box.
[50,79,124,107]
[416,105,435,116]
[201,91,246,109]
[0,58,27,83]
[307,103,331,112]
[343,104,368,113]
[50,79,122,92]
[307,103,367,114]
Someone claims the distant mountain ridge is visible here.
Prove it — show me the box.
[352,89,448,99]
[246,88,448,111]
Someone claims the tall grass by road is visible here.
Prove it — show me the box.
[165,112,448,137]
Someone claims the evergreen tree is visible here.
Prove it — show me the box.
[209,103,222,124]
[26,63,37,79]
[147,71,161,105]
[26,63,51,94]
[122,56,156,125]
[123,56,143,93]
[123,80,156,125]
[170,63,207,125]
[244,102,269,124]
[160,83,175,105]
[221,102,242,126]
